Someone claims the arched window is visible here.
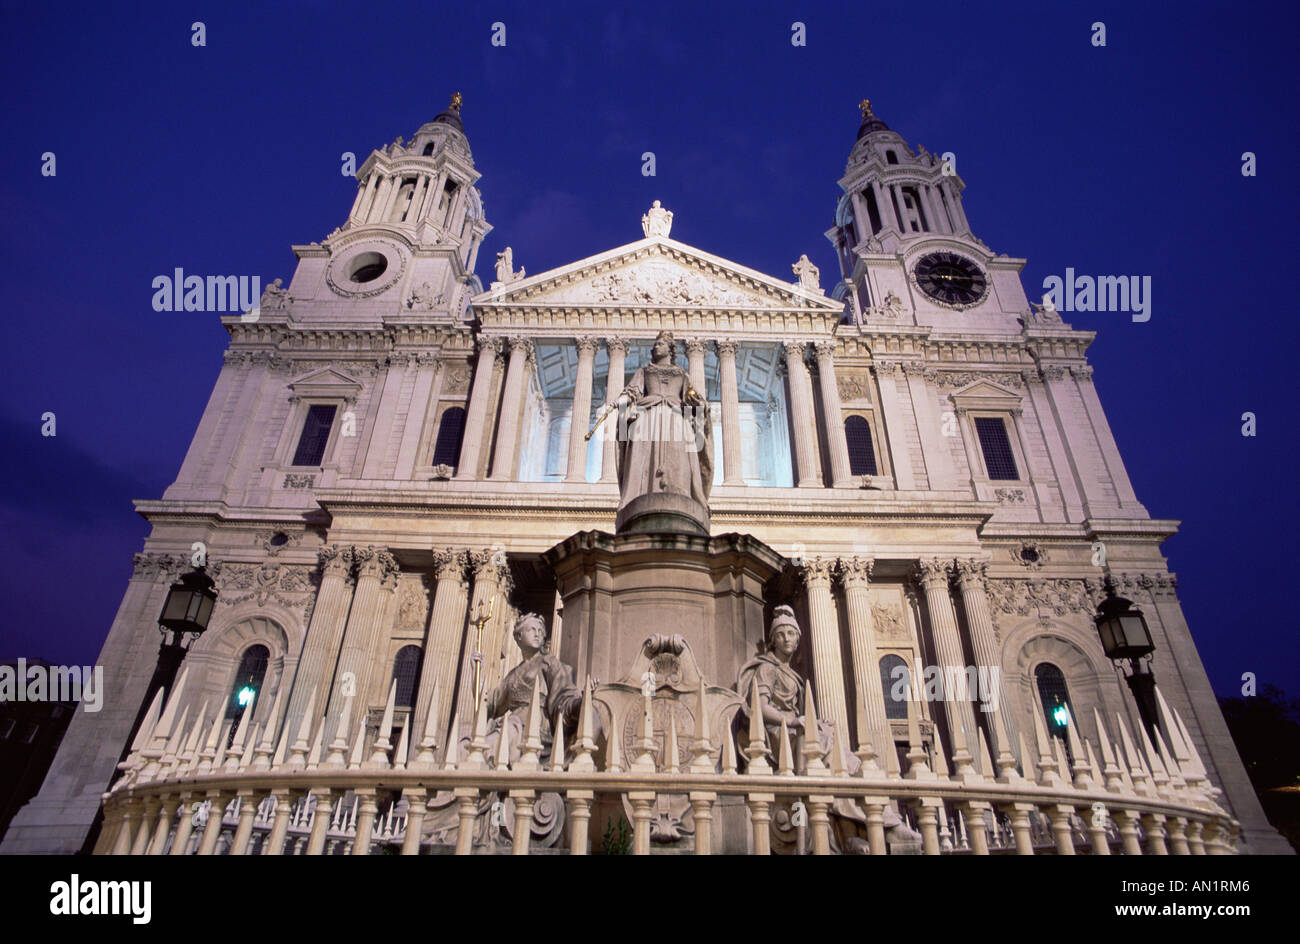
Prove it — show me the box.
[1034,663,1076,740]
[392,646,423,709]
[225,644,270,734]
[422,142,435,156]
[885,150,899,164]
[879,654,910,720]
[431,406,467,469]
[845,416,878,475]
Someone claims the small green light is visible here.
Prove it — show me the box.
[238,686,256,707]
[1052,704,1069,728]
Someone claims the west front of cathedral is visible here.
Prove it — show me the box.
[3,97,1287,856]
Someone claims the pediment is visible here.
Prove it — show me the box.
[949,379,1023,411]
[288,367,362,399]
[474,236,842,312]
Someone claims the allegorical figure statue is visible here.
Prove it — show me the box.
[479,613,583,765]
[609,331,713,512]
[737,604,835,771]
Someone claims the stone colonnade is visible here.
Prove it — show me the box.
[452,333,859,486]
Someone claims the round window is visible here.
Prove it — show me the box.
[348,252,388,283]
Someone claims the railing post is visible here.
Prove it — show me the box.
[146,794,178,855]
[1114,809,1143,855]
[914,798,941,855]
[167,793,198,855]
[306,788,336,856]
[351,789,379,855]
[1086,804,1112,855]
[689,792,715,855]
[1186,819,1206,855]
[263,789,296,855]
[1166,816,1190,855]
[131,797,160,855]
[510,790,536,855]
[961,802,991,855]
[747,793,774,855]
[196,791,230,855]
[112,797,141,855]
[1003,802,1036,855]
[807,795,832,855]
[453,788,479,855]
[863,800,888,856]
[92,797,123,856]
[401,788,427,855]
[1141,813,1168,855]
[567,790,593,855]
[628,791,655,855]
[1046,803,1076,855]
[230,789,260,855]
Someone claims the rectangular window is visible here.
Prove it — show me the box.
[292,404,337,467]
[974,416,1019,480]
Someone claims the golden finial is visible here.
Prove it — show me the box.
[450,91,463,113]
[859,98,873,118]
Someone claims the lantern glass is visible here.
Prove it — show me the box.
[158,569,217,636]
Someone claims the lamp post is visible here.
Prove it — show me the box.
[79,564,217,854]
[1093,584,1161,744]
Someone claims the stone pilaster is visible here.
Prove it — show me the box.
[411,549,469,750]
[601,338,628,484]
[489,336,533,481]
[814,342,854,487]
[840,556,889,755]
[716,340,744,486]
[325,546,399,730]
[565,336,597,483]
[285,545,355,741]
[800,557,851,744]
[455,335,503,480]
[783,341,822,487]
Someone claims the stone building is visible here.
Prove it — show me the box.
[2,97,1285,855]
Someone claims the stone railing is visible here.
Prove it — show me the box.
[95,664,1238,856]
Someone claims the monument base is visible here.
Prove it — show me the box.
[615,492,710,536]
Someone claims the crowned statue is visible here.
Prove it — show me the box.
[603,330,713,532]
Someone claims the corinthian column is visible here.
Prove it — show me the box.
[800,558,851,744]
[285,545,355,739]
[452,551,512,726]
[840,556,889,755]
[685,338,708,395]
[455,335,503,480]
[916,559,977,765]
[814,342,854,488]
[490,336,534,481]
[601,338,628,483]
[783,342,822,487]
[716,340,744,486]
[565,336,598,483]
[411,549,469,750]
[325,546,399,727]
[955,558,1014,752]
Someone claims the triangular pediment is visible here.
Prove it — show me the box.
[288,367,362,397]
[951,379,1019,401]
[473,236,842,312]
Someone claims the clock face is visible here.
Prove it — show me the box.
[913,252,987,307]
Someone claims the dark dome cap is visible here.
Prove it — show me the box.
[856,98,890,139]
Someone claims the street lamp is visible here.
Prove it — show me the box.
[1094,586,1161,743]
[79,564,217,853]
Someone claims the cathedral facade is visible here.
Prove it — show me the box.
[3,97,1286,855]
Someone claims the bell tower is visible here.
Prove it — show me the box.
[827,99,1026,330]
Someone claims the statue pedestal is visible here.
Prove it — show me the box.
[614,493,710,537]
[543,530,783,707]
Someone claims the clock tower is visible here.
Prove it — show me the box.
[828,100,1022,333]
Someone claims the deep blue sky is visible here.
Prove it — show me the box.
[1,1,1296,700]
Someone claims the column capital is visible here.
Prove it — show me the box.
[715,338,739,358]
[318,544,354,578]
[685,338,709,356]
[574,336,599,356]
[353,545,399,585]
[506,335,535,359]
[606,337,629,355]
[798,555,836,587]
[814,340,838,360]
[469,548,510,585]
[476,334,504,358]
[915,557,952,591]
[873,358,903,378]
[432,548,467,583]
[954,558,990,590]
[839,555,875,587]
[782,340,808,364]
[1070,364,1094,381]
